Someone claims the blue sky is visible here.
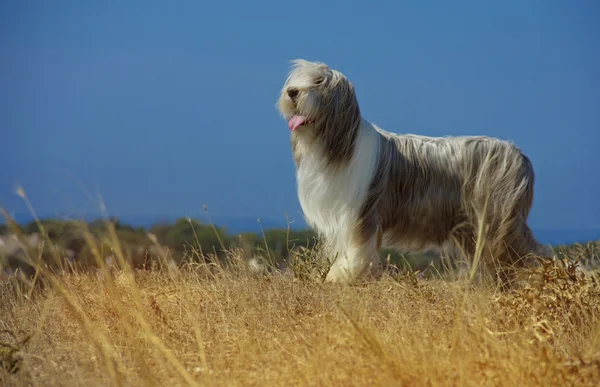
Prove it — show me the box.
[1,0,599,230]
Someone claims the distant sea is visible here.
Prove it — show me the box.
[3,212,599,246]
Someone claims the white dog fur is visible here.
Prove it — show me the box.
[277,59,551,286]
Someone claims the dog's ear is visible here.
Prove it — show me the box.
[315,77,362,164]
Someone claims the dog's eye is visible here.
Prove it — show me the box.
[314,77,325,85]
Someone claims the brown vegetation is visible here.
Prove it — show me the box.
[2,219,600,386]
[1,191,600,386]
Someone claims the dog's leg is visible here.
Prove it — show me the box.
[325,230,382,284]
[489,221,554,290]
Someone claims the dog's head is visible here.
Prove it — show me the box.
[277,60,361,137]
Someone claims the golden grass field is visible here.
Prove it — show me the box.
[1,211,600,386]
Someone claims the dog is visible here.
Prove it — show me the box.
[277,59,551,286]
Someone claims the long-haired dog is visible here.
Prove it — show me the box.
[277,59,551,286]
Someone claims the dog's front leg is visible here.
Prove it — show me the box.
[325,231,382,284]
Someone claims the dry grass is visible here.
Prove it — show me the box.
[2,241,600,386]
[2,192,600,386]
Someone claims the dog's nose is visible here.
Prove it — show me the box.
[287,88,299,101]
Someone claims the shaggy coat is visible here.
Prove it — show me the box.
[277,59,550,285]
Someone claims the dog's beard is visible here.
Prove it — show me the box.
[280,87,319,132]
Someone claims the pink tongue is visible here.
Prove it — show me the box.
[288,115,307,131]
